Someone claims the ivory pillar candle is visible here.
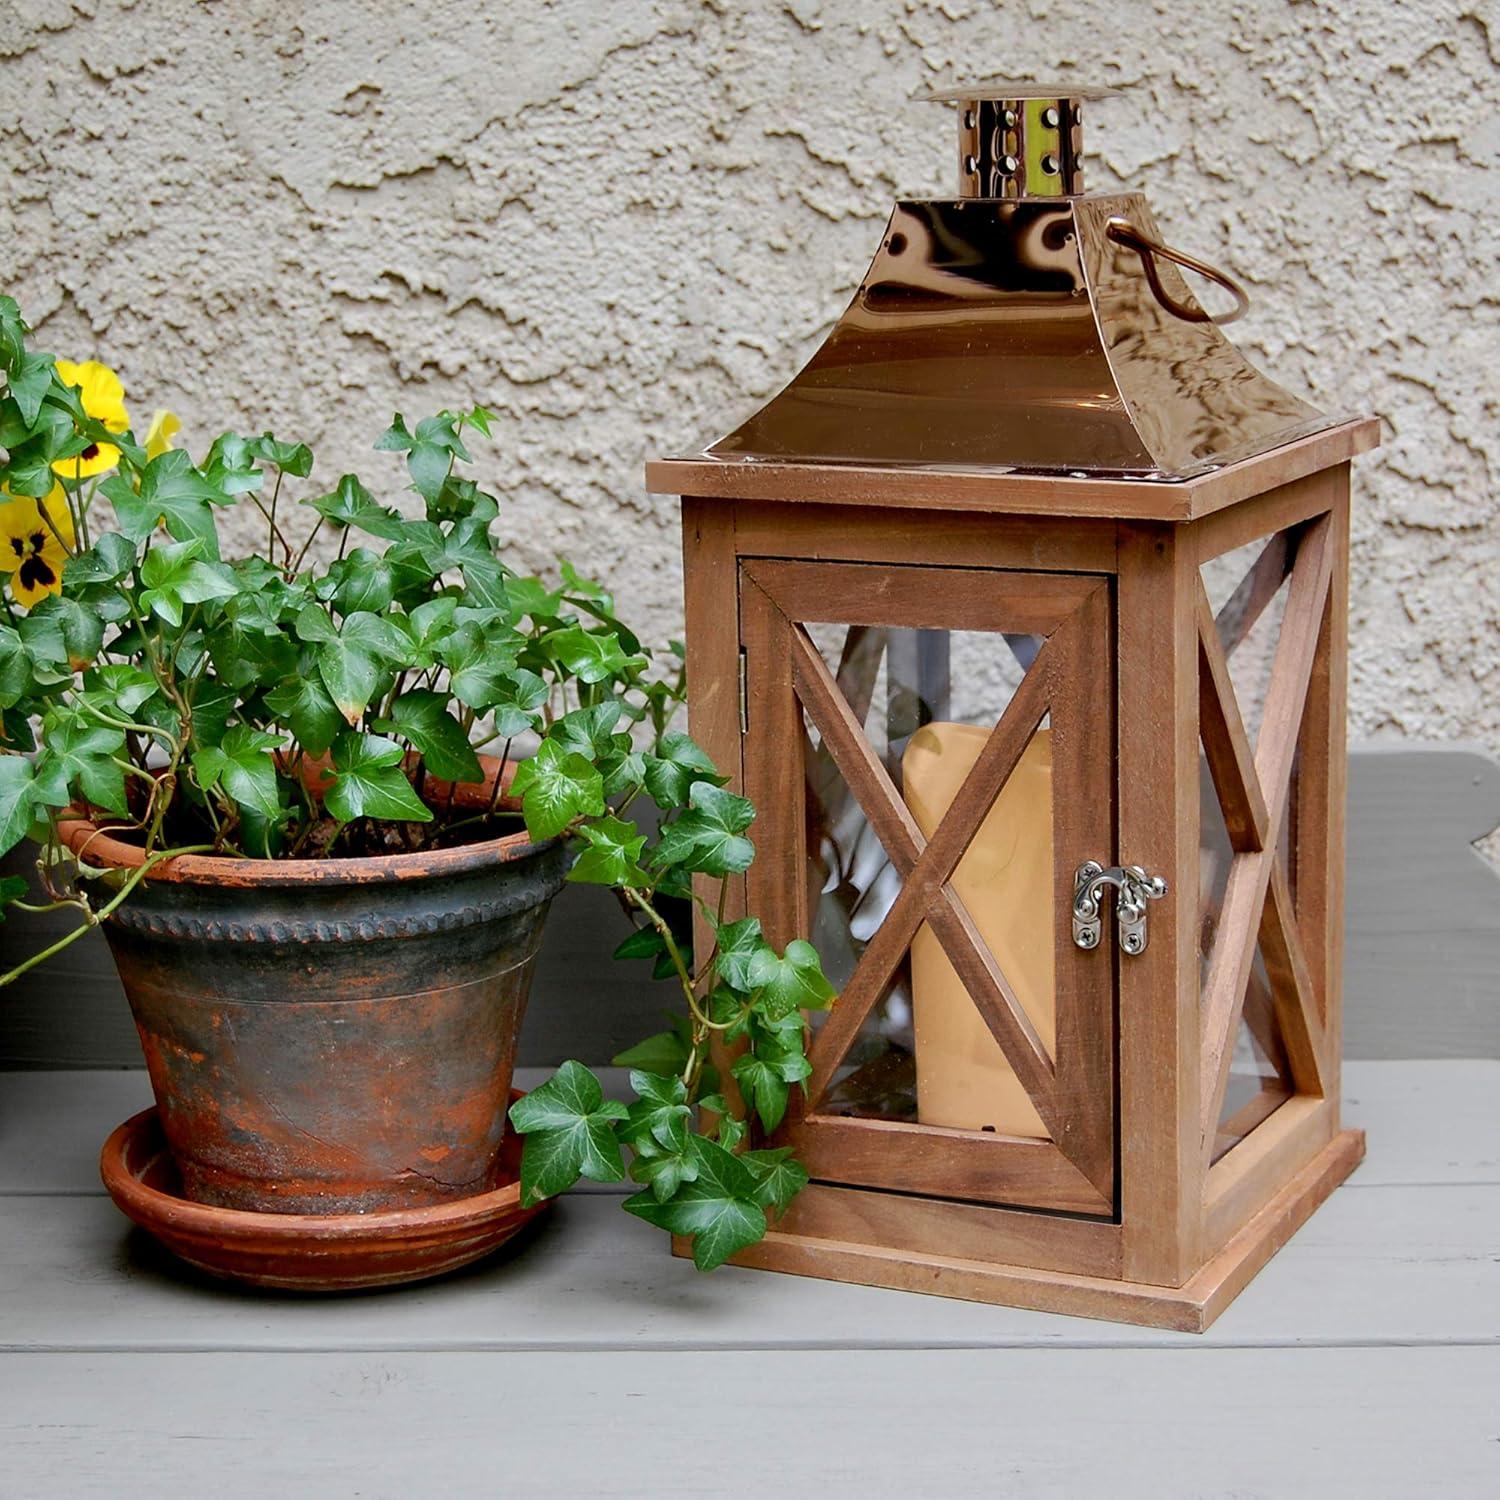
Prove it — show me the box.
[902,724,1055,1136]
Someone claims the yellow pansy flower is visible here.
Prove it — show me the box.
[52,359,130,479]
[0,483,75,608]
[145,408,181,461]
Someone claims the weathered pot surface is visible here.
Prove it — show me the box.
[101,1094,549,1291]
[62,764,569,1217]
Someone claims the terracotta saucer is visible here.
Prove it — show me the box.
[100,1090,550,1293]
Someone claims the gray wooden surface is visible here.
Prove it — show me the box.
[3,742,1499,1068]
[1,1061,1497,1495]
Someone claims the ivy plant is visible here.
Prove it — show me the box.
[0,297,834,1270]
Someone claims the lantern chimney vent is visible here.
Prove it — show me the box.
[917,80,1118,199]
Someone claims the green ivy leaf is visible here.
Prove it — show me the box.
[9,350,55,427]
[295,606,407,724]
[406,440,450,504]
[27,595,104,671]
[741,1147,810,1215]
[201,432,265,497]
[327,548,395,615]
[323,732,431,824]
[245,432,313,477]
[373,413,415,452]
[376,690,481,784]
[745,938,836,1022]
[609,1019,691,1075]
[0,626,33,708]
[550,701,627,761]
[567,814,648,886]
[618,1069,692,1156]
[33,710,126,816]
[440,622,522,712]
[104,450,230,558]
[0,870,29,917]
[628,1143,699,1203]
[713,916,764,994]
[547,625,642,685]
[730,1054,791,1134]
[488,668,548,737]
[642,730,723,809]
[0,753,37,856]
[612,924,666,963]
[505,576,563,622]
[264,674,343,756]
[192,724,285,823]
[508,1060,627,1205]
[63,531,137,587]
[306,474,406,542]
[624,1135,768,1271]
[0,296,29,366]
[81,663,157,716]
[508,738,604,840]
[653,780,756,876]
[138,539,238,627]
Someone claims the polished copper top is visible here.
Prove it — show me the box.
[671,92,1335,484]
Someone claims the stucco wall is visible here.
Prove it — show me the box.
[1,0,1496,757]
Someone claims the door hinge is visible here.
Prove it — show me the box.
[738,647,748,735]
[1072,861,1168,956]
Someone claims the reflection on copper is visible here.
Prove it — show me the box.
[692,88,1332,482]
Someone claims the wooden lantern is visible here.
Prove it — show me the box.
[646,83,1379,1331]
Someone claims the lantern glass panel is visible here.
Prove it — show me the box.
[800,621,1057,1138]
[1212,945,1295,1163]
[1200,528,1299,749]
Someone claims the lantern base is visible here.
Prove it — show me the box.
[691,1128,1364,1333]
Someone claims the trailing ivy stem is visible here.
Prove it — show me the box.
[267,469,284,567]
[0,843,214,990]
[487,737,513,819]
[290,517,324,576]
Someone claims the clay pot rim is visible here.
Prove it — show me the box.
[101,1101,544,1242]
[56,757,555,888]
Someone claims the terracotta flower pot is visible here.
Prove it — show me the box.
[60,761,568,1216]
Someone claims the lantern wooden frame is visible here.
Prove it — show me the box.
[650,419,1379,1332]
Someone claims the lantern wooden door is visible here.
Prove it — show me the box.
[739,559,1117,1216]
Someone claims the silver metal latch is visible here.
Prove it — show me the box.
[1072,862,1168,956]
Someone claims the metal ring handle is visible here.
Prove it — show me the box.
[1106,217,1250,326]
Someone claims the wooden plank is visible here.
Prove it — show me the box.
[1345,747,1500,1059]
[8,1164,1500,1356]
[1188,466,1336,566]
[1202,1095,1335,1254]
[1115,522,1203,1286]
[773,1180,1122,1278]
[2,1345,1495,1498]
[783,1112,1109,1215]
[644,418,1380,521]
[1259,861,1329,1097]
[1044,583,1117,1198]
[9,1059,1487,1199]
[3,1170,1498,1351]
[743,558,1099,636]
[682,498,750,1121]
[733,501,1118,574]
[1196,579,1270,852]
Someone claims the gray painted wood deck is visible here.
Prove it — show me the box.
[2,1062,1497,1495]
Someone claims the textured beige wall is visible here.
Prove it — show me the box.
[1,0,1496,755]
